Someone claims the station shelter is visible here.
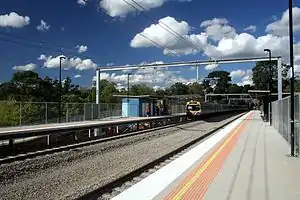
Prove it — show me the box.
[113,95,174,117]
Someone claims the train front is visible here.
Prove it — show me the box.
[186,101,202,119]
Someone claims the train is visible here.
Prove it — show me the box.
[186,100,248,119]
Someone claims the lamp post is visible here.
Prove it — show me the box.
[58,56,66,123]
[264,49,272,125]
[289,0,295,156]
[127,73,131,117]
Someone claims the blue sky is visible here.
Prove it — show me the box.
[0,0,299,89]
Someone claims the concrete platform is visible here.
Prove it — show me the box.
[112,111,300,200]
[166,110,300,200]
[202,111,300,200]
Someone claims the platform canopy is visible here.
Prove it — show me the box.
[112,94,178,100]
[248,90,291,98]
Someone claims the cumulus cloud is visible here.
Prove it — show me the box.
[74,74,82,79]
[266,7,300,36]
[99,0,191,18]
[0,12,30,28]
[233,69,253,86]
[76,45,88,53]
[200,18,236,41]
[38,54,97,70]
[205,63,219,71]
[97,62,192,88]
[244,25,257,32]
[230,69,247,79]
[37,20,50,32]
[131,16,207,55]
[129,12,300,66]
[77,0,88,6]
[13,63,36,71]
[106,62,115,66]
[204,33,290,60]
[237,74,253,86]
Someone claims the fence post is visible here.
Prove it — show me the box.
[98,103,100,119]
[83,103,86,121]
[91,103,94,120]
[66,103,69,122]
[45,102,48,124]
[19,102,22,126]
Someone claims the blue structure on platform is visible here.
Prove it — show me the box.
[115,95,161,117]
[114,95,173,117]
[122,97,140,117]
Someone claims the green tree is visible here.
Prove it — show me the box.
[169,82,189,95]
[155,89,168,96]
[101,82,119,103]
[252,61,277,92]
[188,82,204,95]
[206,70,231,93]
[228,84,243,93]
[130,84,154,95]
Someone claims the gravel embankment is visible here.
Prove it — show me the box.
[0,113,243,200]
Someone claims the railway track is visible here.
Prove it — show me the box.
[0,112,245,200]
[77,112,245,200]
[0,119,194,165]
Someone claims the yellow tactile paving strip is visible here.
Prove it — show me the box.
[165,112,254,200]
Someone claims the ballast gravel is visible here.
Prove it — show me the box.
[0,113,242,200]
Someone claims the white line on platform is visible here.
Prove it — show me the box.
[112,111,253,200]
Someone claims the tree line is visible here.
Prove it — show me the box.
[0,61,298,127]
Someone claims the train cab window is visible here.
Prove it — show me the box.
[187,105,200,111]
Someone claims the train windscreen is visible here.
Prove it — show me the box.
[187,105,200,111]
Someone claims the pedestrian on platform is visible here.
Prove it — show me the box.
[146,106,150,117]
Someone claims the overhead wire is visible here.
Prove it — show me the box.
[0,1,195,67]
[124,0,202,54]
[121,0,215,81]
[0,31,100,60]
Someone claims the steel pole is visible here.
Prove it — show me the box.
[58,56,65,123]
[289,0,295,156]
[127,73,130,117]
[269,51,272,126]
[59,59,62,123]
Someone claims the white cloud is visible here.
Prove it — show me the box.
[230,69,246,79]
[99,0,191,18]
[237,74,253,86]
[244,25,256,32]
[38,54,97,70]
[76,45,88,53]
[37,20,50,32]
[0,12,30,28]
[74,74,82,79]
[131,16,207,55]
[129,12,300,66]
[204,33,290,60]
[13,63,36,71]
[200,18,236,41]
[98,63,192,88]
[205,63,218,71]
[234,69,253,86]
[106,62,114,66]
[78,0,88,6]
[266,7,300,36]
[153,85,165,91]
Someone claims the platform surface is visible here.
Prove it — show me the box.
[165,110,300,200]
[201,111,300,200]
[112,111,300,200]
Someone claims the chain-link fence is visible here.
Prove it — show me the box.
[271,95,300,154]
[0,101,124,128]
[170,104,186,115]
